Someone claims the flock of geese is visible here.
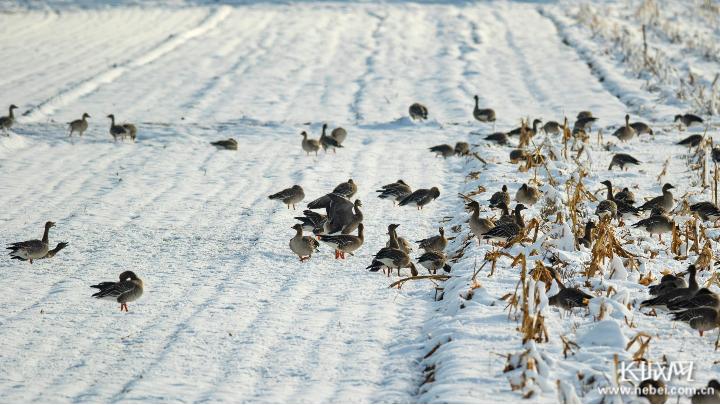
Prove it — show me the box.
[3,94,720,401]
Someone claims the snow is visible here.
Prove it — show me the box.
[1,0,720,403]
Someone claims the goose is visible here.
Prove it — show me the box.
[641,265,698,307]
[268,185,305,209]
[542,121,563,135]
[515,183,542,206]
[467,200,495,242]
[691,380,720,403]
[289,224,320,261]
[210,138,238,150]
[10,241,68,261]
[367,247,417,277]
[294,209,327,233]
[678,134,704,148]
[319,123,343,153]
[473,95,496,126]
[331,127,347,144]
[91,271,144,312]
[632,212,674,241]
[7,221,55,264]
[368,225,412,274]
[107,114,132,142]
[454,142,470,156]
[547,268,593,311]
[608,153,641,170]
[630,121,653,136]
[577,111,594,120]
[672,307,720,337]
[638,379,667,405]
[574,115,598,131]
[484,132,509,145]
[416,227,447,253]
[614,187,636,205]
[495,201,515,225]
[612,114,636,142]
[417,251,451,274]
[333,179,357,198]
[429,144,455,158]
[674,113,703,129]
[399,187,440,210]
[409,103,428,120]
[690,201,720,222]
[667,288,719,311]
[482,204,526,243]
[317,223,364,259]
[638,183,675,212]
[301,131,320,155]
[307,193,356,233]
[338,199,363,235]
[489,185,511,209]
[0,104,18,134]
[601,180,639,218]
[68,113,90,137]
[376,180,412,205]
[577,221,595,249]
[509,149,527,163]
[648,273,687,296]
[386,223,412,254]
[508,119,542,137]
[595,183,618,219]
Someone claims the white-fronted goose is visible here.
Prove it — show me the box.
[399,187,440,210]
[367,247,417,277]
[268,185,305,209]
[0,104,18,135]
[608,153,641,170]
[7,221,55,264]
[107,114,135,142]
[333,179,357,198]
[331,127,347,144]
[377,180,412,205]
[211,138,238,150]
[630,122,653,136]
[489,185,511,209]
[320,123,342,153]
[641,265,698,307]
[409,103,428,121]
[68,113,90,137]
[613,114,636,142]
[577,221,595,249]
[674,113,703,129]
[318,223,364,259]
[691,380,720,403]
[667,288,719,311]
[301,131,320,156]
[678,134,704,148]
[454,142,470,156]
[638,183,674,212]
[91,271,143,312]
[416,227,447,253]
[467,200,495,242]
[632,212,675,241]
[473,95,496,126]
[515,183,541,206]
[429,144,454,158]
[290,224,320,262]
[542,121,563,135]
[11,241,68,262]
[485,132,509,145]
[648,273,687,296]
[547,268,593,311]
[482,204,526,243]
[417,251,451,274]
[690,202,720,222]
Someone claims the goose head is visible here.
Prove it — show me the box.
[673,114,683,122]
[624,114,630,124]
[119,270,140,281]
[9,104,18,111]
[466,200,480,212]
[430,187,440,198]
[292,224,303,232]
[514,203,527,213]
[662,183,675,192]
[396,179,406,185]
[438,227,445,236]
[387,223,400,234]
[501,184,508,192]
[585,221,596,231]
[106,114,115,120]
[44,221,56,229]
[300,131,308,138]
[354,199,362,208]
[82,113,90,119]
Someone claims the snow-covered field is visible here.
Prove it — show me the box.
[1,0,719,403]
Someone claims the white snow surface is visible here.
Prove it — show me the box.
[1,0,720,403]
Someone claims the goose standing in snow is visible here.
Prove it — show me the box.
[509,119,542,138]
[409,103,428,121]
[91,271,144,312]
[630,121,653,136]
[608,153,641,171]
[210,138,238,150]
[367,247,417,277]
[542,121,563,135]
[301,131,320,156]
[600,180,639,218]
[289,224,320,261]
[515,183,542,206]
[473,95,496,128]
[672,307,720,337]
[690,201,720,222]
[574,115,597,132]
[399,187,440,210]
[467,200,495,242]
[268,185,305,209]
[306,193,357,234]
[416,227,447,253]
[386,223,412,254]
[68,113,90,137]
[632,210,675,242]
[667,288,719,311]
[612,114,636,142]
[678,134,704,148]
[547,268,593,311]
[638,183,675,213]
[454,142,470,156]
[429,144,455,158]
[417,251,451,274]
[333,179,357,198]
[7,221,56,264]
[674,113,703,129]
[641,265,698,307]
[317,223,364,259]
[489,185,511,209]
[482,204,526,244]
[320,123,342,153]
[0,104,18,135]
[107,114,136,142]
[377,180,412,205]
[331,126,347,145]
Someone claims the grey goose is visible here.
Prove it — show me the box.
[601,180,639,218]
[577,111,594,120]
[367,247,417,277]
[416,227,447,253]
[467,200,495,241]
[290,224,320,261]
[614,187,635,205]
[376,179,412,205]
[399,187,440,210]
[641,265,698,307]
[674,113,703,128]
[667,288,719,311]
[91,271,143,312]
[417,251,451,274]
[429,144,455,158]
[608,153,641,170]
[632,211,674,241]
[211,138,238,150]
[68,113,90,137]
[515,183,541,206]
[307,193,356,232]
[7,221,56,264]
[368,224,412,275]
[318,223,364,259]
[612,114,636,142]
[10,241,68,262]
[107,114,136,142]
[672,307,720,337]
[547,268,593,311]
[268,185,305,209]
[409,103,428,121]
[294,209,327,234]
[0,104,18,135]
[333,179,357,198]
[638,379,667,405]
[648,273,687,296]
[638,183,674,212]
[473,95,496,125]
[320,123,343,153]
[386,223,412,254]
[301,131,321,155]
[573,115,597,132]
[509,149,527,162]
[489,185,511,209]
[508,119,542,137]
[481,204,526,243]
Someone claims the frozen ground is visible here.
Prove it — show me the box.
[1,0,719,403]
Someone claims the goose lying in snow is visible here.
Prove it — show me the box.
[515,183,541,206]
[641,265,698,307]
[454,142,470,156]
[690,201,720,222]
[647,273,687,296]
[485,132,509,145]
[416,227,447,253]
[290,224,319,262]
[409,103,428,121]
[68,113,90,137]
[547,268,593,312]
[377,179,412,205]
[318,223,364,259]
[399,187,440,210]
[301,131,320,155]
[7,221,56,264]
[678,134,704,148]
[268,185,305,209]
[614,187,635,205]
[91,271,144,312]
[0,104,18,135]
[211,138,238,150]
